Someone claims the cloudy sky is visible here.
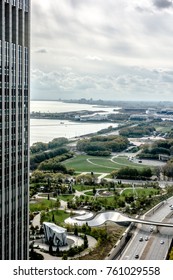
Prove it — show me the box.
[31,0,173,101]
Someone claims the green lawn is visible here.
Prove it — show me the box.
[58,194,74,201]
[65,155,113,172]
[84,191,94,196]
[121,188,160,197]
[64,155,154,174]
[154,124,172,133]
[30,199,57,212]
[41,209,71,224]
[74,184,106,192]
[84,187,159,198]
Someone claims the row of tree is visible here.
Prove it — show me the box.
[111,166,152,180]
[30,148,72,170]
[30,137,69,154]
[76,135,129,156]
[37,153,74,174]
[139,139,173,160]
[119,124,155,138]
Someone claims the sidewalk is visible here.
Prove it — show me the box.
[34,234,97,260]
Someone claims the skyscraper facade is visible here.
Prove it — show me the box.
[0,0,30,259]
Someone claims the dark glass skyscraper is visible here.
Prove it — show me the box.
[0,0,30,260]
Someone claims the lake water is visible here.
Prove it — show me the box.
[30,101,120,145]
[30,100,119,114]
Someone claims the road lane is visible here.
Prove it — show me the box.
[118,197,173,260]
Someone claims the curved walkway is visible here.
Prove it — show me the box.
[86,158,116,169]
[34,234,97,260]
[86,154,164,171]
[31,207,97,260]
[65,210,173,228]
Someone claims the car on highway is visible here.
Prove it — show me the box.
[135,254,139,259]
[145,236,149,241]
[160,240,164,244]
[150,226,154,232]
[139,237,143,242]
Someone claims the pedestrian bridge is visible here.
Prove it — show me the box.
[65,210,173,228]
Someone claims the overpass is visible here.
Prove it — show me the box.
[65,210,173,228]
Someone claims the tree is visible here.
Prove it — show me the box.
[49,237,53,254]
[62,253,68,260]
[52,213,55,222]
[81,224,87,233]
[56,245,60,256]
[55,198,61,208]
[76,135,129,155]
[76,174,93,185]
[30,142,48,154]
[74,226,78,236]
[31,170,45,181]
[48,137,68,149]
[83,235,88,249]
[140,168,152,179]
[93,187,97,196]
[162,161,173,179]
[47,177,51,190]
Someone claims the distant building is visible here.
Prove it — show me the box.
[159,108,173,114]
[159,154,170,162]
[43,222,67,246]
[74,115,80,120]
[129,114,148,121]
[80,113,108,121]
[146,108,156,115]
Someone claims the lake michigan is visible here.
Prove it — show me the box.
[30,100,120,145]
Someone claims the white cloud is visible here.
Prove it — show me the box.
[31,66,173,101]
[31,0,173,101]
[85,55,103,61]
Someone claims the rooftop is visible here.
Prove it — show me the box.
[43,222,67,234]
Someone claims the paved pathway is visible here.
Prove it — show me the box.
[31,197,97,260]
[34,234,97,260]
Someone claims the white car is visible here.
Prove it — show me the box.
[160,240,164,244]
[150,226,153,232]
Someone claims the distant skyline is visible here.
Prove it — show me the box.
[31,0,173,101]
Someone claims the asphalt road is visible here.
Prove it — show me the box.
[117,196,173,260]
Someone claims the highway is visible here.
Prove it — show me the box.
[117,197,173,260]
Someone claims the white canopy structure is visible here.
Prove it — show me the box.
[43,222,67,246]
[64,210,173,228]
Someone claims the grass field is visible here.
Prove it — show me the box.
[121,188,160,197]
[64,155,154,174]
[41,209,71,224]
[83,187,159,198]
[30,199,57,212]
[59,195,74,201]
[74,184,106,191]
